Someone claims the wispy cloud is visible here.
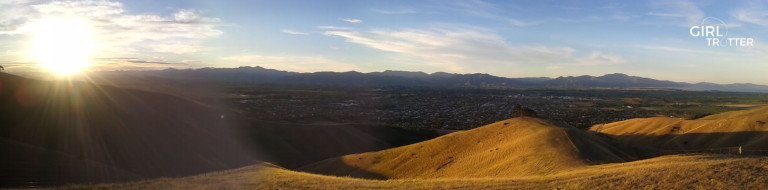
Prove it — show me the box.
[647,0,704,25]
[281,29,309,35]
[322,25,618,73]
[98,57,178,65]
[222,54,361,72]
[556,3,638,23]
[0,0,34,35]
[317,25,352,30]
[508,18,539,27]
[733,1,768,26]
[575,52,627,66]
[637,46,719,54]
[429,0,541,28]
[340,18,363,24]
[434,0,502,19]
[91,57,188,71]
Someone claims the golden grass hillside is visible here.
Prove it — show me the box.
[74,108,768,189]
[86,155,768,189]
[299,117,637,179]
[591,106,768,151]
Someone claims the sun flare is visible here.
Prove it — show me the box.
[28,16,98,76]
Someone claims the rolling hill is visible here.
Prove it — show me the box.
[89,155,768,189]
[71,106,768,189]
[591,106,768,152]
[7,71,768,188]
[300,117,637,179]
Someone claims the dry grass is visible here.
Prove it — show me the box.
[591,106,768,150]
[71,107,768,189]
[76,155,768,190]
[300,117,632,179]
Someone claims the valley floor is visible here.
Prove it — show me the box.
[78,154,768,190]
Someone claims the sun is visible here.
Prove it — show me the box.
[27,16,98,76]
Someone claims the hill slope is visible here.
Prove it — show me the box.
[72,107,768,189]
[89,155,768,189]
[239,122,439,169]
[300,117,635,179]
[591,106,768,151]
[0,73,258,186]
[0,73,435,187]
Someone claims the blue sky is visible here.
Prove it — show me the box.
[1,0,767,84]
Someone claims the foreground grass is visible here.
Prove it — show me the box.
[71,154,768,189]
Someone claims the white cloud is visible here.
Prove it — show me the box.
[322,25,613,73]
[1,0,222,56]
[0,0,34,35]
[317,25,352,31]
[575,52,627,66]
[173,9,205,23]
[281,29,309,35]
[340,18,363,24]
[222,54,361,72]
[735,12,768,26]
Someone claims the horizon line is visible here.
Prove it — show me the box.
[83,66,766,86]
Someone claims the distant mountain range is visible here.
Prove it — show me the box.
[98,66,768,93]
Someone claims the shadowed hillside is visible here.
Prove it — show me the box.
[591,106,768,152]
[239,122,440,169]
[0,73,257,186]
[300,117,637,179]
[0,73,436,187]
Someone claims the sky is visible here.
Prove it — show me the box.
[0,0,767,84]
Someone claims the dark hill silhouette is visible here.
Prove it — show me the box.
[0,73,436,187]
[0,72,257,186]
